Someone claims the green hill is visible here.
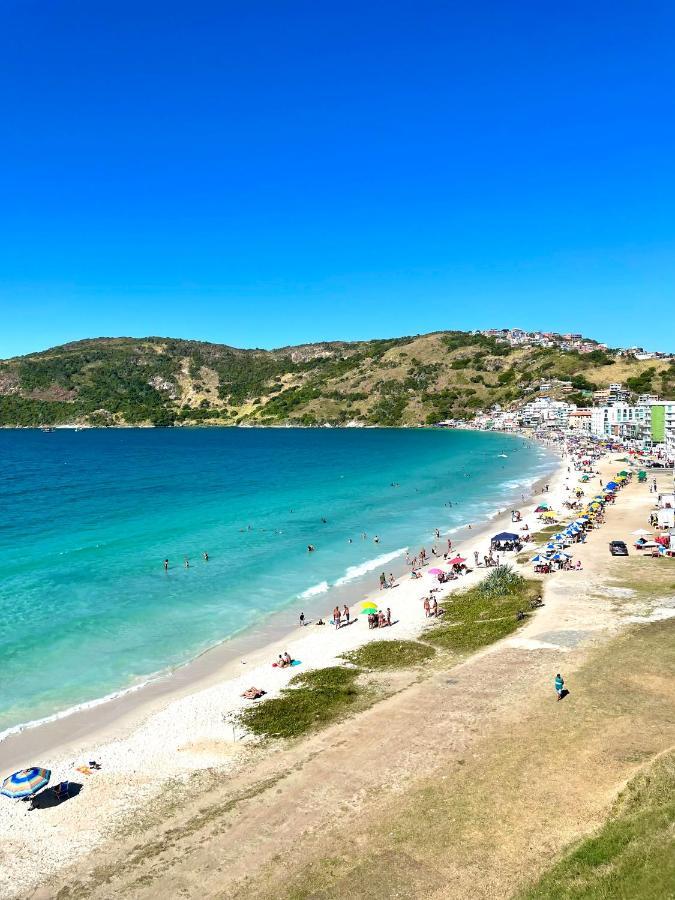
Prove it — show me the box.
[0,333,673,427]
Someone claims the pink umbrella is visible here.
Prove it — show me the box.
[448,556,466,565]
[428,567,443,575]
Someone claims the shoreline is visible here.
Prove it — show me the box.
[0,438,559,773]
[0,453,560,770]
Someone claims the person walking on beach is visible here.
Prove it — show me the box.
[386,607,391,626]
[299,611,305,627]
[343,604,350,624]
[555,673,565,701]
[388,572,395,587]
[423,597,431,617]
[379,571,386,590]
[333,606,341,629]
[447,538,452,551]
[474,550,479,567]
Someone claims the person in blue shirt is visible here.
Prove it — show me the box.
[555,673,565,700]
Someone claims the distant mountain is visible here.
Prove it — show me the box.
[0,333,673,427]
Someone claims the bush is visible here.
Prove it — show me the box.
[238,666,365,739]
[342,640,435,669]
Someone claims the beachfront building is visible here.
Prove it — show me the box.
[590,403,646,439]
[519,397,575,429]
[567,409,593,432]
[635,400,675,448]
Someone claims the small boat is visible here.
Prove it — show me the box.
[497,453,508,458]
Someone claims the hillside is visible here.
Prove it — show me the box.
[1,332,673,427]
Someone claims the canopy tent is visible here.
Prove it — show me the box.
[491,531,519,542]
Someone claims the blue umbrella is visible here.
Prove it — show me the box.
[1,767,51,799]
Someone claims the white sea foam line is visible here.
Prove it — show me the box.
[333,548,407,587]
[0,673,165,746]
[299,580,329,599]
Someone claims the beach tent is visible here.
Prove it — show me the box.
[492,531,519,542]
[632,528,652,536]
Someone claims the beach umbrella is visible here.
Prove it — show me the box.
[1,767,51,799]
[530,554,549,563]
[551,552,572,560]
[428,567,443,575]
[632,528,652,536]
[491,531,519,542]
[551,533,567,542]
[617,470,629,477]
[361,601,377,612]
[448,555,466,565]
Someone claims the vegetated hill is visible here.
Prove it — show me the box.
[0,333,673,427]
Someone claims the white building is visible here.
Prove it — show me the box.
[590,403,646,439]
[519,397,575,428]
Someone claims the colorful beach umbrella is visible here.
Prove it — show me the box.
[448,555,466,565]
[428,567,443,575]
[1,767,51,799]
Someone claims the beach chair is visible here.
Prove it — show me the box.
[54,781,70,802]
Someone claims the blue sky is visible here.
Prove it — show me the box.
[2,0,675,357]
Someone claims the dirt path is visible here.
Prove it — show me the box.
[29,470,675,900]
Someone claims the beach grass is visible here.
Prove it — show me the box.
[238,666,369,739]
[341,639,436,669]
[425,566,541,653]
[520,750,675,900]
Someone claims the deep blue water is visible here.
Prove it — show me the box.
[0,427,554,735]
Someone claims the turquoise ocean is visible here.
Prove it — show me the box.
[0,427,555,737]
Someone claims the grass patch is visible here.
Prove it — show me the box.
[426,566,541,653]
[520,750,675,899]
[238,666,367,739]
[531,524,564,543]
[342,640,436,670]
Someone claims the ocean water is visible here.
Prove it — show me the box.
[0,427,555,737]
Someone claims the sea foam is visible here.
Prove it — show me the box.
[334,548,407,587]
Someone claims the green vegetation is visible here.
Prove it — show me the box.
[521,750,675,900]
[237,666,367,739]
[426,566,540,653]
[1,332,670,427]
[342,640,435,669]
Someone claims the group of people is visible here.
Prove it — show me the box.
[332,605,351,628]
[368,607,393,628]
[422,596,443,617]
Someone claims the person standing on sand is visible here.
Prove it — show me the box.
[423,597,431,617]
[555,673,565,700]
[299,611,305,627]
[380,571,386,590]
[474,551,479,567]
[343,604,350,624]
[333,606,341,629]
[386,607,391,626]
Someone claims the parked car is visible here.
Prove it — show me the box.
[609,540,629,556]
[647,462,665,468]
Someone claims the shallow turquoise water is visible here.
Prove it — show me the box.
[0,427,554,735]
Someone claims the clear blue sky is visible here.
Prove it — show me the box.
[2,0,675,358]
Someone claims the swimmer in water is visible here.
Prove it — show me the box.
[203,551,209,561]
[307,544,315,552]
[184,558,189,568]
[163,559,169,571]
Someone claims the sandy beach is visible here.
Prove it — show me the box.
[3,437,670,899]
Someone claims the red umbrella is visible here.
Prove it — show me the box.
[428,567,443,575]
[448,555,466,565]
